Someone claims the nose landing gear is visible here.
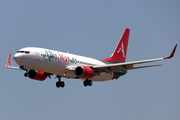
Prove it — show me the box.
[24,72,29,77]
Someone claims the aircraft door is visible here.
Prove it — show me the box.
[36,50,40,60]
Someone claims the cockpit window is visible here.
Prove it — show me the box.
[17,51,30,54]
[17,51,24,53]
[25,51,30,54]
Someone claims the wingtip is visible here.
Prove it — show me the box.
[125,28,130,32]
[164,44,177,59]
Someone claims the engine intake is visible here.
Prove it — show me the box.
[28,70,47,81]
[75,66,94,78]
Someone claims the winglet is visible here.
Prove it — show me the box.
[6,54,20,70]
[6,54,11,67]
[164,44,177,59]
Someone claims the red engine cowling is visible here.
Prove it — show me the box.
[75,66,94,78]
[28,70,47,81]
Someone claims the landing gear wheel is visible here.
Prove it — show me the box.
[83,80,88,87]
[83,80,93,87]
[56,76,65,88]
[56,81,61,88]
[56,81,65,88]
[60,81,65,88]
[88,80,92,86]
[24,73,28,77]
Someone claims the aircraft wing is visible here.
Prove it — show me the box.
[93,44,177,73]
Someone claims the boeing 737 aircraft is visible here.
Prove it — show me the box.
[6,28,177,88]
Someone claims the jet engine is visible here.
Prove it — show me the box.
[26,70,47,81]
[75,66,94,78]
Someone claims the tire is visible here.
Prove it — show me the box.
[60,81,65,88]
[88,80,92,86]
[24,73,28,77]
[56,81,61,88]
[83,80,88,87]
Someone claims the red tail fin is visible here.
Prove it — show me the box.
[102,28,130,63]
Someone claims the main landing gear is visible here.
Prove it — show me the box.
[55,77,93,88]
[83,79,92,87]
[56,76,65,88]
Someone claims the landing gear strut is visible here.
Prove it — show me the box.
[56,76,65,88]
[83,79,92,87]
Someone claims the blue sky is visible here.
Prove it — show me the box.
[0,0,179,120]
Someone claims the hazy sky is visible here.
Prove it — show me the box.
[0,0,179,120]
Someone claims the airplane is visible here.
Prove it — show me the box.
[6,28,177,88]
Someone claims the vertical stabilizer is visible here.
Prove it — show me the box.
[102,28,130,63]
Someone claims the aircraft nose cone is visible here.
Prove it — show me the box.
[13,53,23,64]
[13,53,19,60]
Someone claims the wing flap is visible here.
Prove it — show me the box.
[127,64,162,70]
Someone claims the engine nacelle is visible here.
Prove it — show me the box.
[75,66,94,78]
[28,70,47,81]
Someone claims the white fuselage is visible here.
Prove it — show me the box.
[13,47,115,81]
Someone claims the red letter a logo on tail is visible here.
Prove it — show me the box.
[102,28,130,63]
